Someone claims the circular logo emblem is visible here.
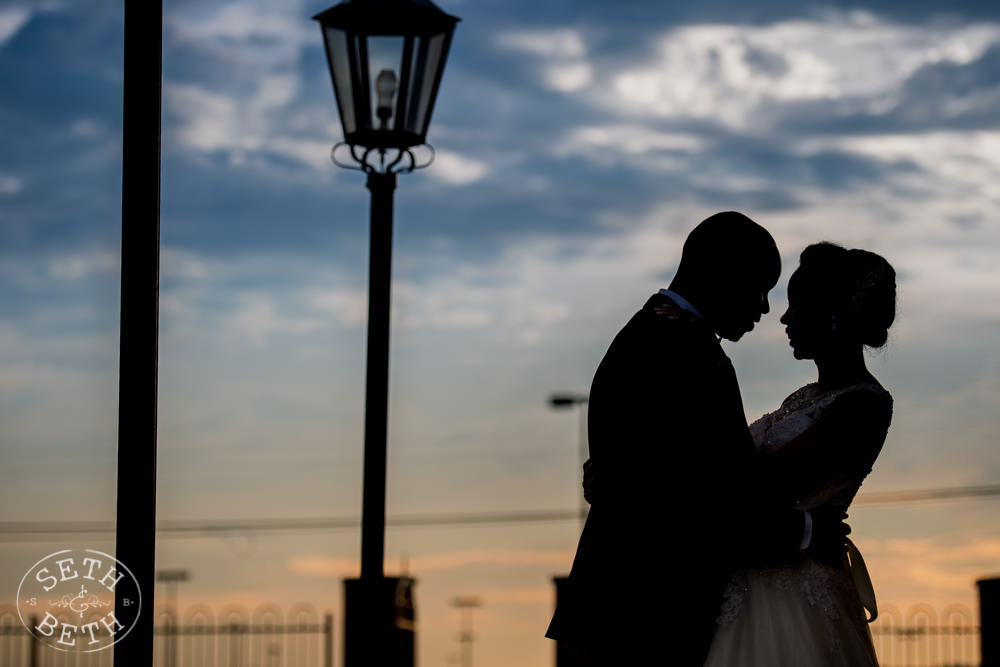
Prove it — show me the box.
[16,549,142,653]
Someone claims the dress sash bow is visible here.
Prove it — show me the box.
[846,538,878,622]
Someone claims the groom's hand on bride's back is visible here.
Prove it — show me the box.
[582,458,597,504]
[805,506,851,567]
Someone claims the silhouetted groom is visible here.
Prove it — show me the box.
[545,212,844,665]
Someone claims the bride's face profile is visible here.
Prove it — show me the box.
[779,268,834,360]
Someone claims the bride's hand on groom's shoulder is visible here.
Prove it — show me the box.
[805,506,851,567]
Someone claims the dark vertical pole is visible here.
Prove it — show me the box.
[114,0,162,665]
[167,580,178,667]
[360,169,397,657]
[324,613,334,667]
[361,169,395,581]
[980,577,1000,667]
[29,615,39,667]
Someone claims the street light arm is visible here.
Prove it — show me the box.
[549,393,589,408]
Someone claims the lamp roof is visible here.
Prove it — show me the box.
[312,0,460,35]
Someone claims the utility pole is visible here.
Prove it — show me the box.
[451,596,482,667]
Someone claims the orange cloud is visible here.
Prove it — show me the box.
[287,548,576,578]
[856,536,1000,611]
[474,586,552,605]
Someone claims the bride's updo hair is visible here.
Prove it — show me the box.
[798,242,896,348]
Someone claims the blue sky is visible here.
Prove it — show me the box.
[2,0,1000,664]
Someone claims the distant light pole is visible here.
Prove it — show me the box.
[313,1,459,665]
[156,569,189,667]
[548,393,589,528]
[451,596,482,667]
[546,392,589,667]
[156,569,190,618]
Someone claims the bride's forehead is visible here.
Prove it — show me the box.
[787,269,839,302]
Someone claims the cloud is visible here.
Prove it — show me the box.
[394,282,493,330]
[162,1,338,174]
[307,288,367,329]
[47,248,119,281]
[165,83,241,155]
[428,149,490,185]
[554,124,702,171]
[580,13,1000,130]
[162,246,210,280]
[0,7,30,49]
[496,28,593,93]
[69,119,102,138]
[165,0,313,67]
[859,536,1000,608]
[223,293,326,346]
[0,247,123,286]
[830,131,1000,200]
[495,29,587,59]
[475,586,551,605]
[544,62,593,93]
[165,76,299,152]
[164,79,336,171]
[563,125,702,155]
[888,43,1000,129]
[287,548,574,577]
[0,175,23,195]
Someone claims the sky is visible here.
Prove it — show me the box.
[1,0,999,664]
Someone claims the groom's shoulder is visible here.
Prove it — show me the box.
[637,293,715,342]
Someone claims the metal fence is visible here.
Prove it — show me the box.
[871,604,981,667]
[0,604,332,667]
[1,600,985,667]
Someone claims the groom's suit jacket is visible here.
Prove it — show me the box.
[546,292,800,665]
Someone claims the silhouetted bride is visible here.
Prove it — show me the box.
[704,242,896,666]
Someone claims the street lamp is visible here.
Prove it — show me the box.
[451,596,482,667]
[548,394,588,667]
[156,569,190,667]
[313,1,459,665]
[548,393,589,528]
[315,0,459,156]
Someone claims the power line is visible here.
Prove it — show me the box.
[2,484,999,539]
[0,509,584,539]
[852,483,1000,505]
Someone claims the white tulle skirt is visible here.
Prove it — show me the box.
[703,557,879,667]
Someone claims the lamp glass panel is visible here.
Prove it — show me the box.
[323,26,356,135]
[365,35,405,131]
[405,32,446,136]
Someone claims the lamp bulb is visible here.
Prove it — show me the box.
[376,69,398,125]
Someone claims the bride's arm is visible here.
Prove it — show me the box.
[765,389,890,501]
[727,390,889,566]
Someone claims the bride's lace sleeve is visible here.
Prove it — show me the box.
[764,385,892,510]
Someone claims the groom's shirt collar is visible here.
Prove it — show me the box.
[658,289,704,320]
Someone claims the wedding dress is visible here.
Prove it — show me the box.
[703,381,892,667]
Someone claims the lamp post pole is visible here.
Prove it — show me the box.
[115,0,161,664]
[549,394,589,528]
[451,596,482,667]
[313,3,459,663]
[156,569,190,667]
[360,170,397,583]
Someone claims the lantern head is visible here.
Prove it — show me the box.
[314,0,460,150]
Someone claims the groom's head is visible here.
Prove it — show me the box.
[669,211,780,342]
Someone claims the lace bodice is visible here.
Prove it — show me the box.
[748,382,893,511]
[713,381,893,651]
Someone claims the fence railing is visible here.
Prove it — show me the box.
[0,603,333,667]
[1,601,985,667]
[871,604,981,667]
